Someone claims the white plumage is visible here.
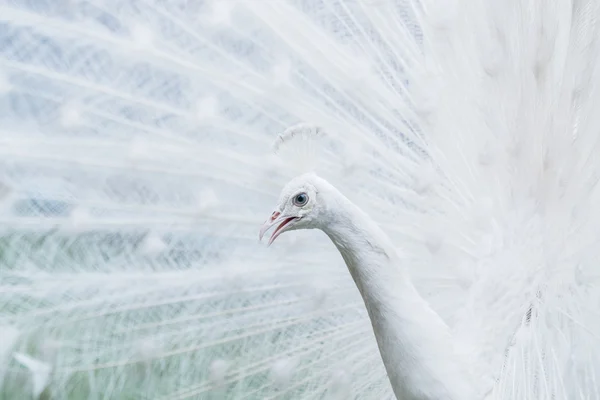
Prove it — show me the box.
[260,172,478,399]
[1,0,600,399]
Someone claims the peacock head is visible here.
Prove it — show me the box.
[259,172,325,245]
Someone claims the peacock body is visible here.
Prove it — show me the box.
[1,0,600,399]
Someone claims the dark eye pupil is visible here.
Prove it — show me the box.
[294,193,307,205]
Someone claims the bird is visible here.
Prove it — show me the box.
[1,0,600,399]
[259,170,478,399]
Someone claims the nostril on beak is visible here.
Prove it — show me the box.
[271,211,280,221]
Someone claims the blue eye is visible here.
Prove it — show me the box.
[293,193,308,206]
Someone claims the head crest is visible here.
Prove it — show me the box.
[271,123,328,175]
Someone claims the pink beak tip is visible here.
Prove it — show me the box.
[260,211,297,246]
[259,218,274,243]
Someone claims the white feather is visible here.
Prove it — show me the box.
[272,123,329,176]
[0,0,599,399]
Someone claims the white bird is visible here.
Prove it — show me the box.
[259,171,477,399]
[1,0,600,399]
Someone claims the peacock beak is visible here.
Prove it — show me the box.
[259,211,299,246]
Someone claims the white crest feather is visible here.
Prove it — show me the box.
[272,123,328,175]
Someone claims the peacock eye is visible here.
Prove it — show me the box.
[293,192,309,207]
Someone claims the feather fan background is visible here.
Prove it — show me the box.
[1,0,600,399]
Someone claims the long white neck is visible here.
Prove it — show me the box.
[317,182,477,400]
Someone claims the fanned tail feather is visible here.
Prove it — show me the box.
[1,0,600,399]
